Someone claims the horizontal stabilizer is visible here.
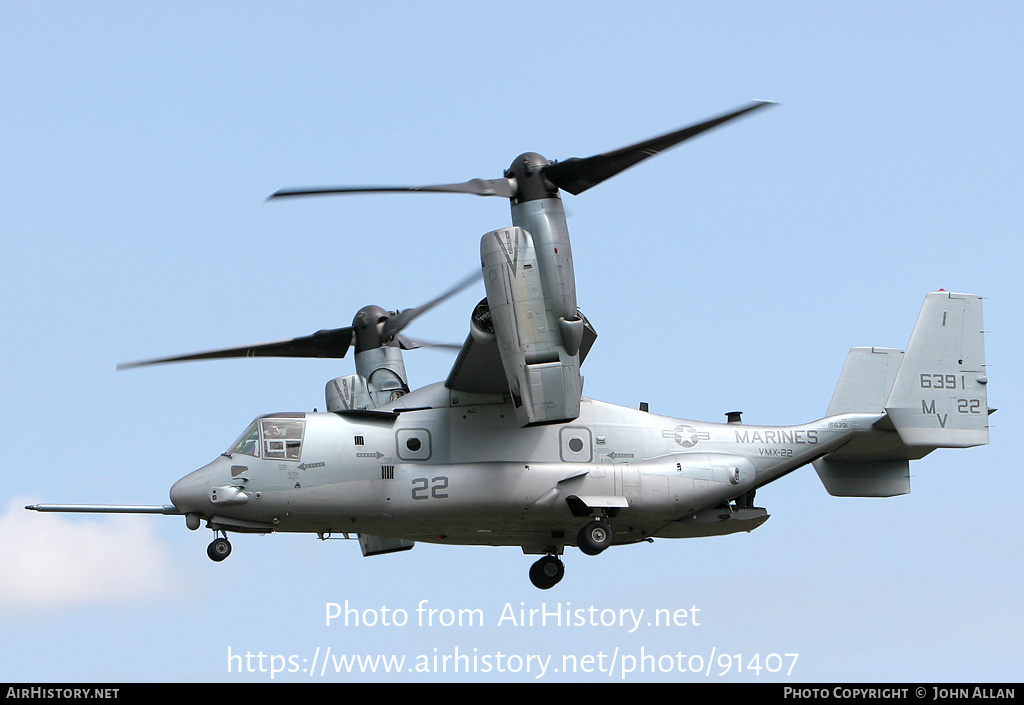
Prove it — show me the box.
[813,458,910,497]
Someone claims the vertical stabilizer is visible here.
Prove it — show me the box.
[884,291,989,448]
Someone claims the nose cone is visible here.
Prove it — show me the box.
[170,463,218,514]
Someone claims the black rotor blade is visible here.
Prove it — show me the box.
[542,100,776,196]
[396,334,463,351]
[381,271,480,341]
[269,177,515,200]
[117,327,355,370]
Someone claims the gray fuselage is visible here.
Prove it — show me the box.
[170,382,879,552]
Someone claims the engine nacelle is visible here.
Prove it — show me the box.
[326,345,410,412]
[480,226,583,426]
[325,374,371,412]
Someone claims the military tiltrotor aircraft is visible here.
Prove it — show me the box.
[26,102,992,589]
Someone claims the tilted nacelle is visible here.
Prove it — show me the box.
[326,344,410,411]
[325,374,371,412]
[479,225,584,426]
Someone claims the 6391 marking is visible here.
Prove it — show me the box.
[919,373,964,389]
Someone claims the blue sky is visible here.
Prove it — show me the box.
[1,1,1021,683]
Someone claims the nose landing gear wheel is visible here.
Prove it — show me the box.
[207,537,232,562]
[577,520,612,556]
[529,555,564,589]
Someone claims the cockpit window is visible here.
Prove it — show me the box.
[228,418,305,460]
[230,422,260,457]
[261,419,304,460]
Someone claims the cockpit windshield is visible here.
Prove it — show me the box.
[230,422,260,457]
[228,418,305,460]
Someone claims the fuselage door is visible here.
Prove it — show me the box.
[616,465,641,507]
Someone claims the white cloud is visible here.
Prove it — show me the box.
[0,498,193,612]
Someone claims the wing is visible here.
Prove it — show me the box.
[445,312,597,395]
[445,332,508,395]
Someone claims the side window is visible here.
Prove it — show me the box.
[261,419,305,460]
[559,427,593,463]
[397,428,431,461]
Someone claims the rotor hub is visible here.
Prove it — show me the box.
[507,152,559,204]
[353,304,391,351]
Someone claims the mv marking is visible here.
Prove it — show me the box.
[919,371,985,428]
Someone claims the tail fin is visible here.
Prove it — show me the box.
[884,291,989,448]
[825,346,904,416]
[814,291,990,497]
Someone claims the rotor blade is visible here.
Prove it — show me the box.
[396,334,463,351]
[269,177,515,200]
[542,100,776,196]
[117,326,355,370]
[381,271,480,340]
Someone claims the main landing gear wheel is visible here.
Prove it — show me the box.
[577,520,612,556]
[529,555,564,590]
[207,537,232,562]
